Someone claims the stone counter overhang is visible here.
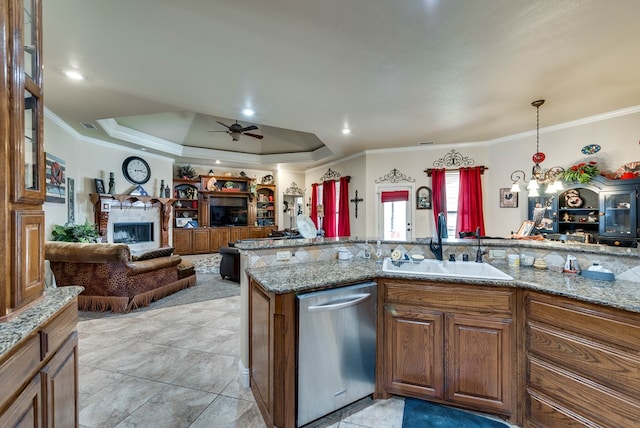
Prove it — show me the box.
[0,286,84,358]
[243,238,640,314]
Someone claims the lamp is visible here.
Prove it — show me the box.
[509,100,564,196]
[229,131,242,141]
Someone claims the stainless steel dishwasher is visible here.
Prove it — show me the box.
[297,281,377,426]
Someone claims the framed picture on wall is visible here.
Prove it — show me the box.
[416,186,432,209]
[499,188,518,208]
[94,178,106,194]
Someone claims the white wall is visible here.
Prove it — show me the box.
[44,106,640,241]
[43,112,175,239]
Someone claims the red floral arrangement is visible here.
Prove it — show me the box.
[562,161,599,183]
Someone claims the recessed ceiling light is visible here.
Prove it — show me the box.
[342,128,351,135]
[139,147,147,151]
[215,160,221,164]
[242,108,254,117]
[63,69,84,80]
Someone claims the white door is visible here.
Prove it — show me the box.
[377,185,414,240]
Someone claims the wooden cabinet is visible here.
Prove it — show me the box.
[249,279,296,428]
[0,301,79,427]
[525,291,640,427]
[256,185,276,227]
[1,0,46,319]
[173,226,272,255]
[379,279,515,420]
[173,179,199,228]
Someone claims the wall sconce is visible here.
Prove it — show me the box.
[509,100,564,197]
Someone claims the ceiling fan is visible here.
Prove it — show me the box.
[209,120,264,141]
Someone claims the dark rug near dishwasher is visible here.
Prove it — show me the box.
[402,398,508,428]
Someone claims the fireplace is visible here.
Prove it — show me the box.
[113,222,154,244]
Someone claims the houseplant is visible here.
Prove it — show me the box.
[176,164,197,180]
[562,161,599,183]
[51,222,99,243]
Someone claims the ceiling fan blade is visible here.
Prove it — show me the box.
[216,121,231,130]
[242,125,258,132]
[244,132,264,140]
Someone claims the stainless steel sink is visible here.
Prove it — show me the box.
[381,257,513,281]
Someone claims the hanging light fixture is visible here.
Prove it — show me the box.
[509,100,564,196]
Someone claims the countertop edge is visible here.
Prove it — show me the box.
[0,286,84,359]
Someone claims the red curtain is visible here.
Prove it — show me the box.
[456,167,485,236]
[337,177,351,236]
[380,190,409,203]
[431,168,447,235]
[310,183,319,228]
[323,180,337,237]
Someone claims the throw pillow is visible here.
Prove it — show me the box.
[131,246,175,261]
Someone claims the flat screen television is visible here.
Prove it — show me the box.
[210,196,248,226]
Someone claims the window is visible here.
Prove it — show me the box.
[445,171,460,236]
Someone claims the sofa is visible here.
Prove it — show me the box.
[45,242,196,312]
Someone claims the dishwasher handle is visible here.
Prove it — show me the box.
[307,293,371,312]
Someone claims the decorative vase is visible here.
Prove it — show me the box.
[620,172,636,180]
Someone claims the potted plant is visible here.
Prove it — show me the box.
[176,164,197,180]
[562,161,599,183]
[51,222,99,243]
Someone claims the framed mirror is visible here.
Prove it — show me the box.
[416,186,432,209]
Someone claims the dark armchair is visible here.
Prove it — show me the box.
[219,245,240,283]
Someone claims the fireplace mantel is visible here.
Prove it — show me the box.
[90,194,175,247]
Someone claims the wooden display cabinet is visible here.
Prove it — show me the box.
[1,0,46,319]
[256,184,276,227]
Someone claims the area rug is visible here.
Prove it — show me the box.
[402,398,508,428]
[181,253,222,274]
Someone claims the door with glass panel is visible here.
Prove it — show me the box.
[378,186,414,241]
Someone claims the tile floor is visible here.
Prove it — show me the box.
[78,294,514,428]
[77,295,407,428]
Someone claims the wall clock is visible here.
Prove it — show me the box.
[122,156,151,184]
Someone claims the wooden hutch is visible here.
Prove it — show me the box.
[172,175,275,254]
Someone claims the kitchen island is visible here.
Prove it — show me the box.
[240,238,640,427]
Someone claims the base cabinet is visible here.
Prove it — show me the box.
[173,226,273,255]
[525,291,640,427]
[379,280,515,421]
[0,301,79,427]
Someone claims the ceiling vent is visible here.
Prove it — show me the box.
[79,121,97,130]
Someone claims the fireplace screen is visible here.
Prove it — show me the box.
[113,222,154,244]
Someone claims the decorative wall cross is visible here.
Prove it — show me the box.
[350,190,364,218]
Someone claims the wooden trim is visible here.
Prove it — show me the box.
[424,166,488,177]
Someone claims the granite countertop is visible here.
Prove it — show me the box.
[0,286,83,358]
[247,259,640,314]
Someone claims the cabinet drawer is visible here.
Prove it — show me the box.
[527,293,640,352]
[0,334,40,411]
[528,356,640,427]
[383,280,513,314]
[528,322,640,398]
[527,389,596,428]
[40,301,77,361]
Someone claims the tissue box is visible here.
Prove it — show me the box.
[581,270,615,281]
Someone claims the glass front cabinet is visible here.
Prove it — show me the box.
[599,189,638,238]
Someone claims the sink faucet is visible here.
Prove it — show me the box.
[430,212,447,261]
[475,226,483,263]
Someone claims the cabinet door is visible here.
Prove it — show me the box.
[0,374,42,428]
[383,305,444,399]
[13,210,45,308]
[172,229,192,255]
[445,313,513,415]
[192,229,210,254]
[599,189,637,237]
[41,333,78,428]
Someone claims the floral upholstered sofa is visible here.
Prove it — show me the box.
[45,242,196,312]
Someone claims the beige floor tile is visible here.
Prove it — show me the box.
[78,333,140,366]
[172,352,239,394]
[170,326,237,353]
[78,365,129,404]
[220,377,257,402]
[114,385,217,428]
[190,395,266,428]
[79,375,167,428]
[340,397,405,428]
[89,341,199,383]
[212,332,240,357]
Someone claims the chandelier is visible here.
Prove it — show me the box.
[509,100,564,197]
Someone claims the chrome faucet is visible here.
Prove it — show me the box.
[430,212,447,261]
[475,226,484,263]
